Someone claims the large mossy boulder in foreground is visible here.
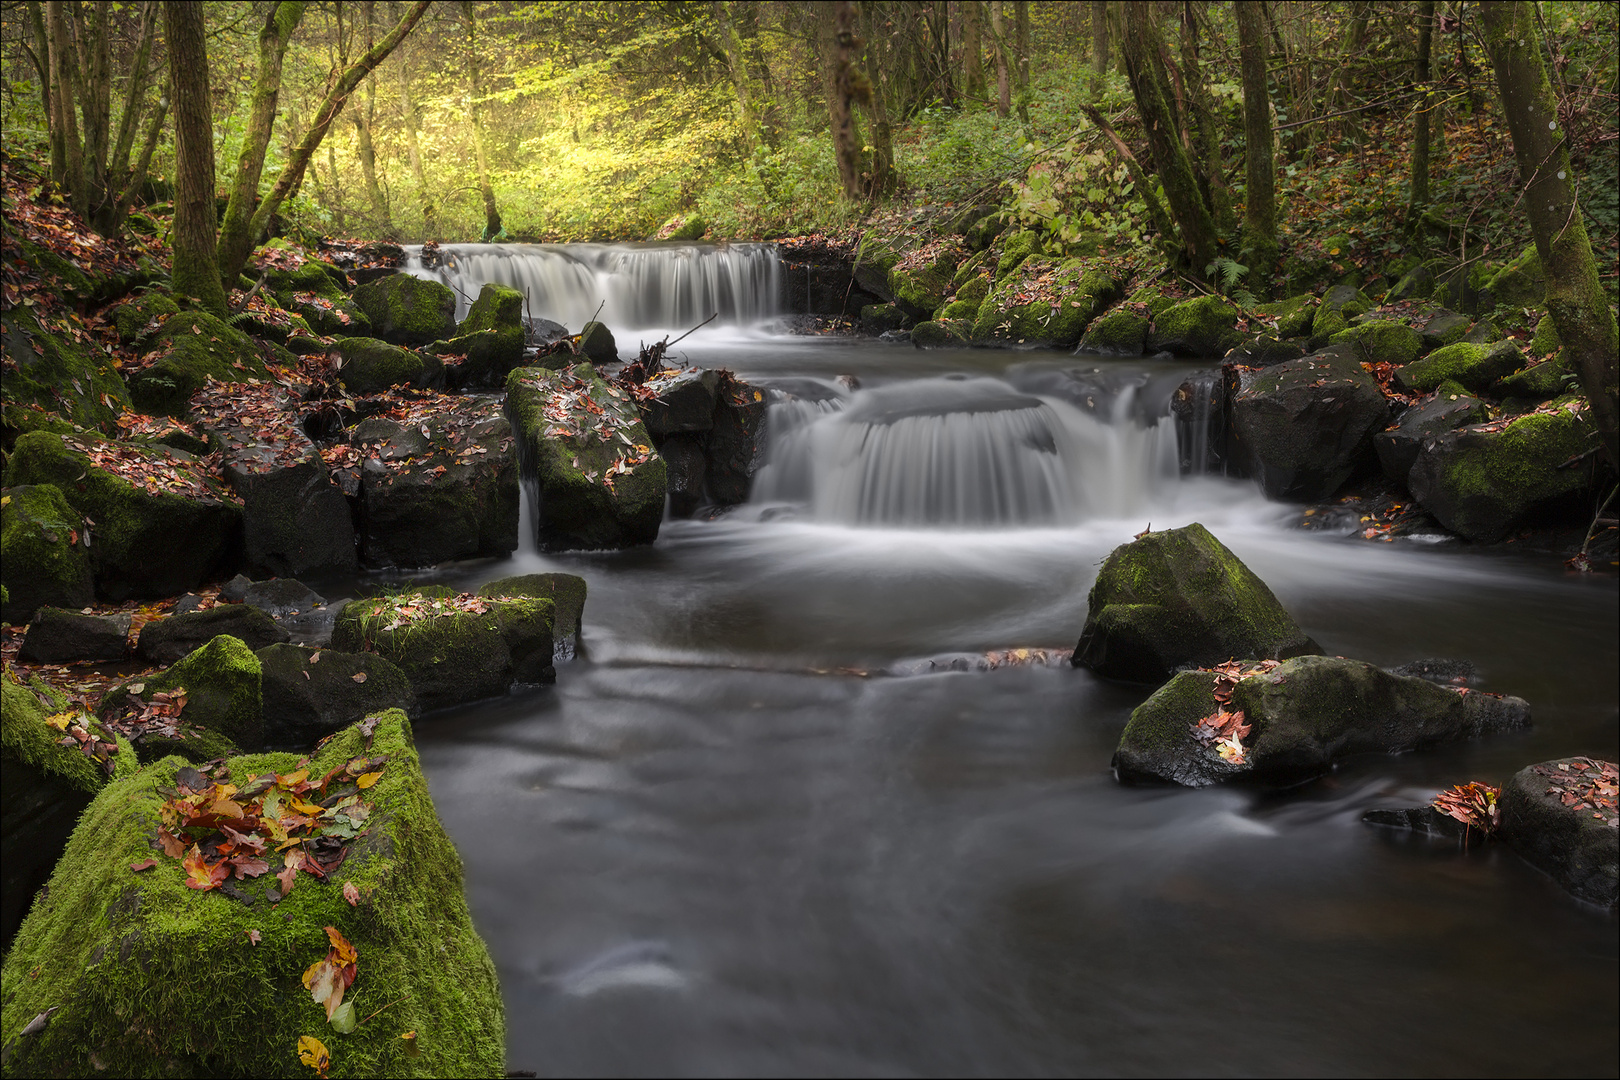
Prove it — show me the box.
[0,484,94,624]
[1498,757,1618,907]
[1072,524,1320,683]
[4,431,241,602]
[351,272,457,346]
[128,312,286,419]
[1407,398,1598,542]
[1113,657,1531,787]
[99,633,263,763]
[331,590,554,712]
[2,675,138,949]
[0,710,505,1078]
[1230,348,1389,501]
[506,363,667,550]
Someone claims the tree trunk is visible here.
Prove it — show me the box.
[1090,0,1109,101]
[714,0,759,156]
[107,81,168,236]
[858,0,896,196]
[1480,1,1619,466]
[1326,0,1372,137]
[990,1,1010,117]
[99,0,160,231]
[460,0,502,242]
[44,1,82,204]
[217,1,307,287]
[1409,0,1435,210]
[223,0,430,283]
[1178,1,1234,232]
[826,0,864,201]
[1120,2,1218,272]
[394,6,431,233]
[75,1,113,215]
[355,0,393,235]
[25,2,51,132]
[1079,102,1177,244]
[961,0,986,100]
[163,1,227,315]
[1014,0,1030,121]
[1236,0,1277,295]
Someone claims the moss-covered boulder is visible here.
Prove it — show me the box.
[2,674,138,948]
[1395,339,1527,394]
[859,302,909,335]
[1079,304,1149,355]
[0,710,505,1078]
[1328,319,1423,366]
[995,229,1042,279]
[264,259,369,336]
[909,319,971,348]
[505,363,667,550]
[1408,398,1599,542]
[1308,284,1372,346]
[3,431,241,602]
[1145,294,1244,357]
[137,604,290,664]
[0,484,94,624]
[887,241,967,321]
[1385,263,1436,304]
[1530,314,1562,356]
[435,283,527,389]
[110,290,182,345]
[101,633,263,762]
[332,591,554,711]
[1498,757,1618,907]
[1229,348,1389,501]
[1493,356,1572,404]
[128,312,286,419]
[18,607,130,663]
[1072,523,1321,683]
[1,304,132,432]
[955,270,991,307]
[1373,391,1490,484]
[479,572,587,661]
[257,643,417,748]
[1485,244,1546,308]
[1112,656,1530,787]
[972,259,1121,346]
[333,336,436,395]
[1418,309,1472,350]
[852,233,908,299]
[350,273,457,347]
[1253,293,1318,340]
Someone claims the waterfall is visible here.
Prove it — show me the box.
[400,242,783,331]
[750,376,1181,528]
[1172,370,1226,475]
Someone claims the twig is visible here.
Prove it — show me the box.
[359,994,409,1026]
[585,300,605,327]
[1580,484,1618,557]
[229,272,269,316]
[664,312,717,349]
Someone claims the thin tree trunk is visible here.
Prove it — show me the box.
[1091,0,1109,101]
[1178,1,1234,232]
[1480,1,1619,466]
[714,0,759,156]
[827,0,864,201]
[163,1,226,315]
[76,1,113,215]
[1014,0,1030,121]
[44,1,82,203]
[990,1,1010,117]
[25,2,51,129]
[356,0,392,235]
[1410,0,1435,210]
[224,0,430,283]
[962,0,986,100]
[1326,0,1372,137]
[103,1,159,224]
[395,7,430,232]
[460,0,502,241]
[218,2,306,286]
[108,80,168,235]
[1236,0,1277,295]
[1079,102,1177,243]
[858,0,895,196]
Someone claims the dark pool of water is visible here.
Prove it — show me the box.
[411,340,1618,1077]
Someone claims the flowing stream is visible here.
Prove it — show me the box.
[397,245,1617,1076]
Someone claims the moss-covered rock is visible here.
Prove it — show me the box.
[101,634,263,762]
[3,431,241,601]
[110,290,182,345]
[1494,356,1573,403]
[1073,523,1320,683]
[1395,339,1526,394]
[436,283,526,389]
[0,484,94,624]
[1373,391,1489,484]
[128,312,285,418]
[332,592,554,711]
[910,319,971,348]
[852,233,909,299]
[1498,757,1618,908]
[479,572,587,661]
[666,215,708,241]
[333,336,433,395]
[1225,335,1306,367]
[859,302,909,335]
[1432,261,1493,316]
[136,603,290,664]
[1328,319,1423,366]
[18,607,131,663]
[1,304,132,432]
[955,270,991,307]
[1078,305,1149,355]
[995,230,1042,279]
[505,363,667,550]
[1254,293,1318,339]
[1385,262,1436,303]
[351,273,457,347]
[1530,314,1562,357]
[1485,243,1546,308]
[257,643,417,748]
[1308,284,1372,346]
[1418,309,1472,350]
[971,259,1121,346]
[1408,397,1599,541]
[1111,671,1244,787]
[889,264,953,321]
[1145,294,1244,357]
[264,259,369,336]
[0,710,505,1078]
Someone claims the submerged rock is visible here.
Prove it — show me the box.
[0,710,505,1077]
[1072,523,1320,683]
[0,484,94,624]
[1498,757,1618,907]
[1113,656,1530,787]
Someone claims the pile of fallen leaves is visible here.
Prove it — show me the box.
[525,368,655,490]
[1191,659,1282,765]
[1431,781,1501,833]
[350,592,517,644]
[190,378,310,455]
[1530,758,1618,826]
[99,681,197,746]
[39,706,123,777]
[62,434,234,504]
[1360,361,1421,407]
[320,393,510,484]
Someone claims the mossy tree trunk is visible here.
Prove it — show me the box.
[1120,2,1219,273]
[163,0,227,316]
[961,0,986,101]
[394,5,432,235]
[461,0,503,241]
[96,2,162,235]
[1177,1,1234,233]
[1090,0,1109,101]
[713,0,759,157]
[857,0,896,197]
[43,1,84,209]
[1326,0,1372,138]
[1014,0,1030,121]
[217,1,307,288]
[1409,0,1435,211]
[825,0,865,202]
[1236,0,1277,295]
[1480,1,1619,466]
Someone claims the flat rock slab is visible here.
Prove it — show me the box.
[19,608,130,663]
[1499,757,1618,907]
[136,603,289,664]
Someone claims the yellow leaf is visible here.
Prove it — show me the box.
[356,771,383,789]
[296,1034,330,1076]
[44,712,75,731]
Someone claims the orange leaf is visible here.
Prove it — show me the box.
[296,1034,330,1077]
[130,858,157,873]
[183,849,228,891]
[324,925,358,966]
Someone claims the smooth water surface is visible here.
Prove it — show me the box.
[412,335,1618,1077]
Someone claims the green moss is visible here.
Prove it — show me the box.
[1309,284,1372,345]
[1530,315,1562,356]
[129,312,278,419]
[333,337,427,395]
[1254,293,1318,339]
[0,711,505,1078]
[971,259,1120,345]
[995,230,1041,279]
[1146,294,1243,356]
[889,264,953,316]
[909,319,970,348]
[1,304,132,432]
[1079,306,1149,354]
[479,572,586,646]
[953,249,990,287]
[111,291,182,345]
[1485,243,1546,308]
[265,260,349,305]
[1386,263,1436,304]
[1494,356,1572,401]
[457,284,525,336]
[2,674,138,797]
[1111,670,1241,786]
[1,484,95,624]
[1397,339,1525,393]
[955,273,991,306]
[1328,320,1423,366]
[352,275,457,346]
[1420,398,1594,535]
[100,634,264,760]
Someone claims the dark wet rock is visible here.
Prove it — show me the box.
[1408,398,1597,542]
[219,573,254,603]
[1388,658,1479,686]
[479,572,587,661]
[1492,356,1572,404]
[910,319,972,348]
[3,431,240,603]
[1072,523,1320,683]
[1373,391,1489,484]
[234,578,326,618]
[659,434,708,518]
[640,368,719,436]
[1385,263,1435,303]
[707,376,769,506]
[351,272,457,346]
[1113,657,1530,787]
[1224,335,1305,367]
[505,363,665,550]
[101,634,263,762]
[332,336,439,395]
[19,608,130,663]
[1432,262,1493,316]
[331,591,554,710]
[2,677,137,950]
[579,320,618,364]
[1229,348,1389,501]
[1498,757,1617,907]
[256,643,417,748]
[136,603,289,664]
[0,484,94,625]
[351,398,519,568]
[434,282,527,389]
[1417,310,1472,351]
[529,316,569,345]
[860,302,909,335]
[1145,294,1243,357]
[1362,805,1478,841]
[1396,339,1525,395]
[1078,305,1148,355]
